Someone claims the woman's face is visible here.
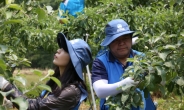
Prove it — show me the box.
[53,48,70,67]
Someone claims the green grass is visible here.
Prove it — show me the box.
[155,94,184,110]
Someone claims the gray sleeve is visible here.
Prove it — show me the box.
[36,85,81,110]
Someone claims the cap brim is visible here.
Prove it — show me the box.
[101,31,134,46]
[57,33,83,80]
[57,33,68,52]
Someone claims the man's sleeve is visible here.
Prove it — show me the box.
[91,58,108,84]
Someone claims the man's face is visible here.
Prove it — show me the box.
[109,34,132,59]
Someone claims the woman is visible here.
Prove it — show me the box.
[0,32,93,110]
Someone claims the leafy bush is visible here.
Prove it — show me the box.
[0,0,184,109]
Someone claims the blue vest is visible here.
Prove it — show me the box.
[97,50,156,110]
[59,0,84,18]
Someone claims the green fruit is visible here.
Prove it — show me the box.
[61,18,69,24]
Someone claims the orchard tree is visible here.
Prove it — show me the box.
[0,0,184,109]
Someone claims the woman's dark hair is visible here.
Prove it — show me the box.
[46,60,87,97]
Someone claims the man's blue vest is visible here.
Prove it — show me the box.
[97,50,156,110]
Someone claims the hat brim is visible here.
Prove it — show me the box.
[100,31,134,46]
[57,33,83,80]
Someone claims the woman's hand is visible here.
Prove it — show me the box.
[3,97,13,109]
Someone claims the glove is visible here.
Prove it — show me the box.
[119,77,139,87]
[0,76,9,90]
[4,97,13,109]
[118,77,139,92]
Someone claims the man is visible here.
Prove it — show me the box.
[91,19,156,110]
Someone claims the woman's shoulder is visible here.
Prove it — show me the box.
[55,85,81,109]
[60,85,81,98]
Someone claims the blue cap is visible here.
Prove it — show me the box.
[101,19,134,46]
[57,33,92,80]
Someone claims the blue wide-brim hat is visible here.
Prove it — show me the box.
[101,19,134,46]
[57,33,92,80]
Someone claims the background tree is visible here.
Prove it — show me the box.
[0,0,184,109]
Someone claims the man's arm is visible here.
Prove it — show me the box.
[91,59,138,99]
[93,79,122,98]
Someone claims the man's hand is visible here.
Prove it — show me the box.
[121,77,139,86]
[118,77,139,92]
[0,76,9,90]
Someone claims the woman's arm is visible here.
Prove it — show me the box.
[3,84,81,110]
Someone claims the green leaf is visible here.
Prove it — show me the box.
[0,89,15,97]
[0,106,5,110]
[0,59,7,71]
[0,45,8,54]
[147,83,156,91]
[167,81,174,92]
[164,61,175,69]
[121,84,134,93]
[36,8,47,21]
[155,66,166,82]
[48,69,54,75]
[143,88,149,98]
[181,32,184,37]
[6,11,13,19]
[23,89,40,97]
[159,85,165,97]
[37,84,51,92]
[137,80,146,90]
[33,69,42,76]
[12,54,18,60]
[126,58,134,62]
[133,92,141,104]
[8,4,22,10]
[158,52,169,61]
[151,61,163,66]
[131,101,137,108]
[13,76,27,86]
[39,74,50,81]
[46,6,54,14]
[176,77,184,86]
[11,97,28,110]
[153,37,162,43]
[0,93,3,105]
[163,45,176,50]
[4,19,22,25]
[121,93,129,104]
[50,77,61,88]
[5,0,12,5]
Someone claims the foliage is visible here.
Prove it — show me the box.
[0,0,184,109]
